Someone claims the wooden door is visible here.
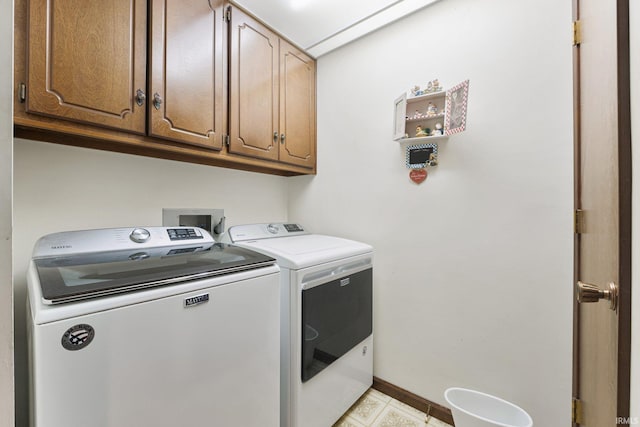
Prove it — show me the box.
[149,0,225,149]
[228,7,280,161]
[573,0,632,425]
[278,40,316,169]
[26,0,147,133]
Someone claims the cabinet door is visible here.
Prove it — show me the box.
[228,7,280,161]
[444,80,469,135]
[27,0,147,134]
[279,40,316,169]
[149,0,225,149]
[393,93,407,141]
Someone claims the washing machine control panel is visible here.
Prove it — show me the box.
[167,228,204,241]
[32,227,214,258]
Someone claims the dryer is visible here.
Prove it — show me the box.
[225,223,373,427]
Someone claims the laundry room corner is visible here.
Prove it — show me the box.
[287,0,574,425]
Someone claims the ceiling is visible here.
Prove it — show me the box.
[233,0,441,57]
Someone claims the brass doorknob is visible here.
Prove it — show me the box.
[576,281,618,311]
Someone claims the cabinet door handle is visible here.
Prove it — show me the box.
[280,133,286,144]
[135,89,146,106]
[273,132,278,143]
[152,93,163,110]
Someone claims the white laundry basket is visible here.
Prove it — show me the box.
[444,388,532,427]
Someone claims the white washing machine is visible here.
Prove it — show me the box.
[225,223,373,427]
[27,226,281,427]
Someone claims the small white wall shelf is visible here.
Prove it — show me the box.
[402,134,449,143]
[393,80,469,143]
[394,80,469,182]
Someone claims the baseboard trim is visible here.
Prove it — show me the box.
[372,377,454,426]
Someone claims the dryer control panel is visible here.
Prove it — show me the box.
[227,223,307,242]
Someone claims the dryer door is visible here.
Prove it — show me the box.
[301,267,372,382]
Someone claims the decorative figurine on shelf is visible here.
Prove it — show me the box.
[425,81,434,93]
[431,122,444,136]
[411,79,444,97]
[424,79,443,94]
[415,125,429,137]
[426,102,438,117]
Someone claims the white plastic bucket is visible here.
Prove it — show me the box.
[444,388,533,427]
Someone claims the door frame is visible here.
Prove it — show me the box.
[0,0,14,425]
[572,0,632,422]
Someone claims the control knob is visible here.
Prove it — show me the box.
[267,223,279,234]
[130,228,151,243]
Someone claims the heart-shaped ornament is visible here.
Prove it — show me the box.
[409,168,427,184]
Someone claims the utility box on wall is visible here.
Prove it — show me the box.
[162,208,225,237]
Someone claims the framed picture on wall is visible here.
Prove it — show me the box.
[444,80,469,135]
[406,143,438,169]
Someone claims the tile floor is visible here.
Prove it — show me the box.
[334,388,453,427]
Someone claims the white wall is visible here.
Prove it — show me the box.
[630,0,639,419]
[0,0,14,425]
[288,0,574,425]
[12,140,289,425]
[10,0,577,425]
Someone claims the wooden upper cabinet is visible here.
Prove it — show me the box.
[17,0,316,175]
[149,0,226,149]
[228,7,280,161]
[229,7,316,169]
[26,0,147,134]
[279,40,316,169]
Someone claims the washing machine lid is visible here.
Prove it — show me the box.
[235,234,372,269]
[31,227,276,304]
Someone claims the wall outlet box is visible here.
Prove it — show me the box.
[162,208,225,237]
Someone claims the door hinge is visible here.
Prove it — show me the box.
[19,82,26,103]
[572,397,583,424]
[574,209,585,234]
[573,20,582,46]
[224,134,230,147]
[225,6,231,22]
